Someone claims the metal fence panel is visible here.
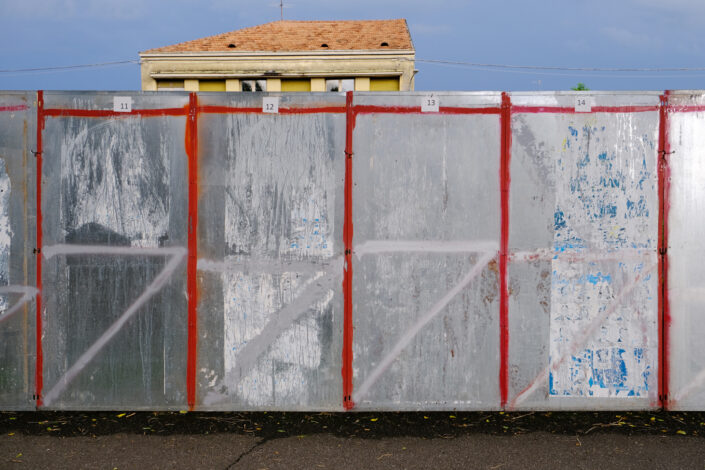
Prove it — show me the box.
[0,92,37,410]
[351,92,502,410]
[195,93,347,410]
[508,92,661,410]
[40,92,190,409]
[0,90,700,411]
[666,91,705,410]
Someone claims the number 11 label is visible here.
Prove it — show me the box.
[421,94,439,112]
[113,96,132,113]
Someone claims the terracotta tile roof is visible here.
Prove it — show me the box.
[143,19,413,53]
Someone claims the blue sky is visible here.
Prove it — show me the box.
[1,0,704,91]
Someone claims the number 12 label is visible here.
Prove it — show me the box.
[421,94,439,112]
[263,97,279,114]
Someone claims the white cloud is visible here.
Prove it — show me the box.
[409,23,453,35]
[601,26,661,50]
[1,0,158,20]
[630,0,705,17]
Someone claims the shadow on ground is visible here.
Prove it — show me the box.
[1,410,703,439]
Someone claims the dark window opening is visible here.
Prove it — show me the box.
[228,43,236,48]
[380,42,389,47]
[241,80,266,92]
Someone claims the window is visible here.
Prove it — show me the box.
[199,80,226,92]
[281,79,311,92]
[241,80,266,92]
[370,77,400,91]
[325,79,354,92]
[157,80,185,90]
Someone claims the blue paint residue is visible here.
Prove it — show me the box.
[550,347,650,397]
[626,197,649,218]
[556,126,655,252]
[554,210,566,230]
[553,238,586,254]
[592,348,628,389]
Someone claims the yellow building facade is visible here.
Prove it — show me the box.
[139,19,415,92]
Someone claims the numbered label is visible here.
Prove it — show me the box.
[575,96,591,113]
[263,97,279,114]
[113,96,132,113]
[421,94,439,112]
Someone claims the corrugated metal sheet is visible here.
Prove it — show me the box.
[0,90,700,411]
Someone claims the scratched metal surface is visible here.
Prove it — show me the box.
[39,92,190,409]
[665,92,705,410]
[507,92,661,410]
[0,90,697,411]
[0,92,37,410]
[195,93,346,410]
[351,92,502,410]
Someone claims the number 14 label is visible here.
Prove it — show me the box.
[421,94,439,112]
[575,96,591,112]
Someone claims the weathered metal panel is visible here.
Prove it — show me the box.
[0,92,37,410]
[666,91,705,410]
[195,93,346,410]
[0,90,699,411]
[351,93,502,410]
[40,92,190,409]
[508,92,661,410]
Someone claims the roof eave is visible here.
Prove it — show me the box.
[139,49,415,58]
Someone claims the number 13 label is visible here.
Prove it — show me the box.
[421,94,439,112]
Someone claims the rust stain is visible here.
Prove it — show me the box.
[487,258,499,274]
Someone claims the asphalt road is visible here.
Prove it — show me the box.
[1,411,704,469]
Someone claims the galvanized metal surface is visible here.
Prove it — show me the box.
[508,93,660,410]
[0,90,702,411]
[0,92,37,410]
[666,92,705,410]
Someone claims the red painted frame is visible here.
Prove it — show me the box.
[29,91,703,411]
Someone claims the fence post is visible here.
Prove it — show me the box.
[186,92,199,411]
[35,90,44,408]
[499,92,512,409]
[658,90,671,409]
[342,91,355,410]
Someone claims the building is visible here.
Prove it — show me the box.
[139,19,415,92]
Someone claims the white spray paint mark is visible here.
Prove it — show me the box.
[355,240,498,258]
[352,251,496,404]
[222,259,340,391]
[673,368,705,404]
[0,158,13,313]
[59,118,170,248]
[510,262,657,409]
[0,286,39,325]
[43,244,185,259]
[198,258,336,275]
[41,245,186,406]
